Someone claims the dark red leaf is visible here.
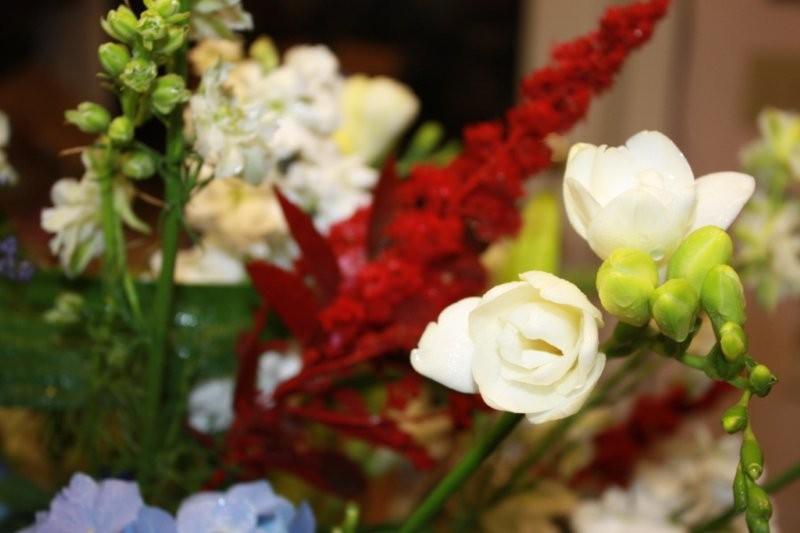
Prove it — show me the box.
[367,156,401,257]
[246,260,322,344]
[275,188,341,304]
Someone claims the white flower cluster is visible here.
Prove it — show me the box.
[571,427,758,533]
[0,111,17,186]
[41,152,147,276]
[172,39,418,283]
[188,349,302,433]
[189,0,253,40]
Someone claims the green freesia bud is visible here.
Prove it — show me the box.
[701,264,746,332]
[65,102,110,134]
[120,58,158,94]
[138,10,167,49]
[745,514,770,533]
[250,36,279,71]
[667,226,733,292]
[749,364,777,397]
[98,43,131,77]
[101,6,139,44]
[650,278,699,342]
[108,116,134,145]
[721,404,748,433]
[144,0,180,17]
[741,434,764,480]
[746,480,773,519]
[719,322,747,363]
[733,465,748,512]
[597,248,658,326]
[121,150,157,179]
[155,27,187,57]
[151,74,190,115]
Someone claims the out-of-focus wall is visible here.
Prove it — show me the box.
[519,1,800,529]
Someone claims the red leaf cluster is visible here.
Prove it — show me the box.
[220,0,670,495]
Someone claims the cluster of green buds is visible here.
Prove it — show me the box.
[597,225,778,531]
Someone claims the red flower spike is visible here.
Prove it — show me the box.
[246,261,322,344]
[275,189,342,304]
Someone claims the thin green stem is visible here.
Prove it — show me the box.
[691,459,800,532]
[398,412,524,533]
[139,0,190,486]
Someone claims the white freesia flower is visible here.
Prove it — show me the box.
[41,157,147,276]
[563,130,755,262]
[411,271,605,424]
[190,0,253,40]
[188,350,302,433]
[334,75,420,164]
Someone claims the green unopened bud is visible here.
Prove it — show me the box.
[98,43,131,77]
[138,11,167,49]
[155,27,187,56]
[121,150,157,179]
[597,248,658,326]
[650,278,699,341]
[108,116,134,145]
[745,513,770,533]
[667,226,733,292]
[746,480,773,519]
[702,264,746,332]
[749,364,777,397]
[250,36,279,71]
[721,404,748,433]
[151,74,190,115]
[733,465,748,512]
[741,435,764,480]
[101,6,139,44]
[719,322,747,363]
[120,58,157,93]
[144,0,180,17]
[65,102,110,134]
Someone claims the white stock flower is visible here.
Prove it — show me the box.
[190,0,253,40]
[334,74,420,164]
[563,131,755,262]
[41,160,146,276]
[0,111,17,185]
[411,271,605,424]
[188,38,244,76]
[152,241,248,285]
[188,350,302,433]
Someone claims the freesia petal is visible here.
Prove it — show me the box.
[625,130,694,187]
[411,297,480,393]
[519,271,603,323]
[586,187,693,262]
[526,353,606,424]
[690,172,755,232]
[590,145,643,205]
[564,177,601,240]
[564,142,599,190]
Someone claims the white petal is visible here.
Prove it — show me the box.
[519,271,603,323]
[503,301,580,355]
[589,145,643,205]
[526,353,606,424]
[564,142,599,190]
[410,297,480,393]
[625,130,694,187]
[586,187,693,262]
[564,177,601,240]
[690,172,755,232]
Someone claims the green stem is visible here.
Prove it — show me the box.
[398,412,524,533]
[139,0,189,486]
[691,459,800,532]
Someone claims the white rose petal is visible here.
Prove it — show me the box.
[563,130,755,263]
[411,272,605,423]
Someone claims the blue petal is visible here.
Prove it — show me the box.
[288,502,315,533]
[124,506,177,533]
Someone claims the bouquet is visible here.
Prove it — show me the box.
[1,0,797,531]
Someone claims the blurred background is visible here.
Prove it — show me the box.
[0,0,798,528]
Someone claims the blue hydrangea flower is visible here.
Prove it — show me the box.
[174,481,315,533]
[21,473,144,533]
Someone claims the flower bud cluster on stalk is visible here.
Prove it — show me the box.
[596,225,777,531]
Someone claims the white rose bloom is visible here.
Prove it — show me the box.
[190,0,253,40]
[563,130,755,262]
[411,271,605,424]
[335,75,420,164]
[188,350,302,433]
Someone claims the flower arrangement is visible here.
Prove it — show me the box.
[1,0,799,531]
